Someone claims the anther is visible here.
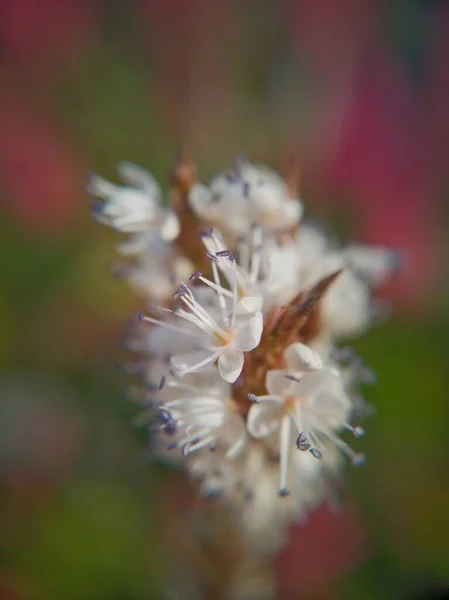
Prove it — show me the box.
[284,373,301,383]
[225,171,240,184]
[351,453,366,467]
[204,489,222,499]
[90,201,103,214]
[216,250,232,257]
[158,376,166,390]
[309,448,322,459]
[353,425,365,438]
[173,284,188,298]
[181,437,200,456]
[278,488,290,497]
[296,432,311,452]
[189,270,203,281]
[248,393,260,403]
[164,421,177,436]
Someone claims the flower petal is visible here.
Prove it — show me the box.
[280,198,303,227]
[160,211,180,241]
[235,311,263,351]
[247,402,282,438]
[218,348,244,383]
[188,183,210,216]
[266,370,299,397]
[236,295,264,315]
[343,244,402,287]
[117,161,161,199]
[296,368,342,400]
[285,342,323,371]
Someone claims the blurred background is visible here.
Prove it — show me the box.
[0,1,448,599]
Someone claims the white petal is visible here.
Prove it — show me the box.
[280,198,303,227]
[236,295,264,315]
[295,224,328,264]
[171,349,218,374]
[112,189,155,216]
[247,402,282,439]
[160,211,180,241]
[312,391,351,424]
[322,272,370,337]
[218,348,244,383]
[235,311,263,351]
[284,342,323,371]
[188,183,210,216]
[87,174,117,199]
[296,368,342,400]
[117,161,161,199]
[250,182,282,211]
[343,244,402,287]
[265,370,298,397]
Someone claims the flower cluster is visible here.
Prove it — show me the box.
[90,156,398,551]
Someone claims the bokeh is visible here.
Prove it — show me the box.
[0,1,448,599]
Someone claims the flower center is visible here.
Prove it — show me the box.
[284,395,298,413]
[214,329,233,346]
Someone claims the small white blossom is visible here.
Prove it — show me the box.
[89,161,179,242]
[199,227,301,315]
[141,267,263,383]
[342,244,402,287]
[296,224,398,340]
[247,343,364,495]
[117,241,193,304]
[189,159,303,238]
[156,374,246,459]
[169,284,263,383]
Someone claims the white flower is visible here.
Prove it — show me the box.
[189,159,303,238]
[342,244,402,287]
[198,227,301,315]
[169,283,263,383]
[116,240,193,304]
[156,374,247,459]
[89,161,179,241]
[296,225,400,340]
[247,344,364,495]
[140,262,263,382]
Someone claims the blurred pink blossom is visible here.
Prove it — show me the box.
[288,1,448,308]
[0,0,98,70]
[0,92,84,232]
[329,51,443,307]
